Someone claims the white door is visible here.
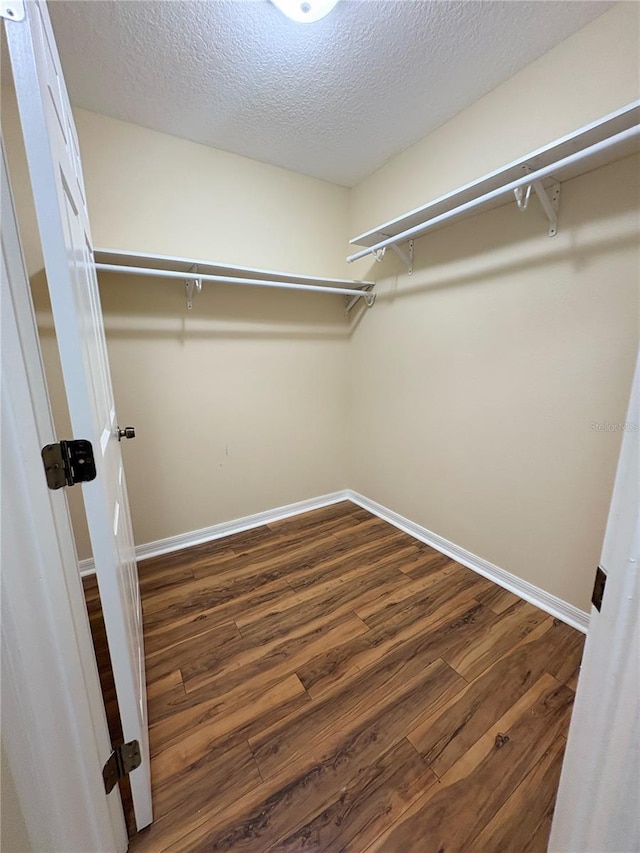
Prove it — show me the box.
[2,137,127,853]
[4,0,152,831]
[549,352,639,851]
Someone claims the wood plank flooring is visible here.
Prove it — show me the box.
[84,501,585,852]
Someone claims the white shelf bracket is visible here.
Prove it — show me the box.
[185,264,202,310]
[344,286,376,317]
[532,180,561,237]
[518,165,561,236]
[0,0,25,21]
[372,239,414,273]
[391,240,414,274]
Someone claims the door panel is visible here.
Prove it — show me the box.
[5,0,152,830]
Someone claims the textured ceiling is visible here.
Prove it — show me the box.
[47,0,612,187]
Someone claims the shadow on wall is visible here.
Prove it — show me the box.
[30,269,352,343]
[368,231,639,306]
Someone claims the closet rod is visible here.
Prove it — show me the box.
[347,123,640,263]
[95,263,375,301]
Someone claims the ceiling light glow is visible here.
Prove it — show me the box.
[270,0,339,24]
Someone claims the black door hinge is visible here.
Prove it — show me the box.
[41,439,97,489]
[102,740,142,794]
[592,565,607,612]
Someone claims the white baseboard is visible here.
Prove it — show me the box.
[79,487,590,634]
[78,490,351,577]
[345,490,589,634]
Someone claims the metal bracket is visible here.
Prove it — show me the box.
[390,240,414,274]
[516,165,561,237]
[532,180,561,237]
[41,440,97,490]
[0,0,24,21]
[371,239,413,273]
[344,286,376,317]
[103,740,142,794]
[185,264,202,310]
[371,233,414,273]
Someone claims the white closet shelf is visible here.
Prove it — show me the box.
[347,100,640,267]
[94,248,376,313]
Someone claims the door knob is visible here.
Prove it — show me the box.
[118,426,136,441]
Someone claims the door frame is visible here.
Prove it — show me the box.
[549,352,639,851]
[1,138,127,852]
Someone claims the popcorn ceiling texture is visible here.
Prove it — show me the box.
[48,0,611,187]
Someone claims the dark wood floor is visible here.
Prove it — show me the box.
[85,501,585,852]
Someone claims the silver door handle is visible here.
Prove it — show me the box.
[117,426,136,441]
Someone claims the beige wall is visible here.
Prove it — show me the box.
[73,111,352,552]
[348,3,640,612]
[2,97,351,558]
[97,274,350,549]
[75,109,353,280]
